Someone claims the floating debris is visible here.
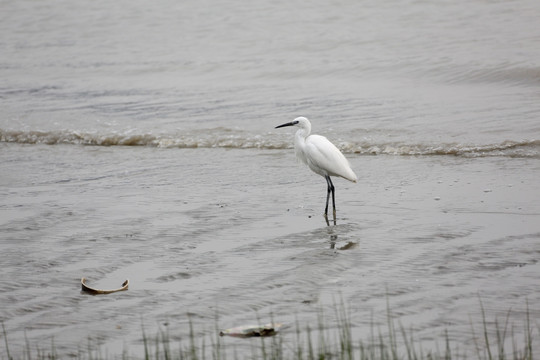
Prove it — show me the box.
[219,323,283,338]
[338,241,358,250]
[81,278,129,295]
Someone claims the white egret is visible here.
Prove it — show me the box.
[275,117,357,222]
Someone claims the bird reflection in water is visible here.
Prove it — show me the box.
[327,223,358,250]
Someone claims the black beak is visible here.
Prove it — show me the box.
[275,120,298,129]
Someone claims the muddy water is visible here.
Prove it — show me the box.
[1,143,539,357]
[2,0,540,356]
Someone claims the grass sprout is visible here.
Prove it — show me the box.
[0,301,535,360]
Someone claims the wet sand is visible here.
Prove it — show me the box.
[1,143,539,357]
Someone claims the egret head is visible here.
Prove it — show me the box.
[275,116,311,130]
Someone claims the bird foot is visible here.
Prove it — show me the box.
[323,213,336,226]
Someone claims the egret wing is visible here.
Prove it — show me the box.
[305,135,357,182]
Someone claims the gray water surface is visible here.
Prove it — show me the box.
[1,0,540,357]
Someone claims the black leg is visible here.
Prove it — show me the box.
[324,175,336,224]
[324,175,331,217]
[327,176,336,224]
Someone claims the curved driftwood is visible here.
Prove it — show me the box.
[81,278,129,294]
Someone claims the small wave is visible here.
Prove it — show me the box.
[0,128,289,149]
[429,64,540,87]
[341,139,540,158]
[1,128,538,158]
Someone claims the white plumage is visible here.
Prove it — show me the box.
[275,116,357,222]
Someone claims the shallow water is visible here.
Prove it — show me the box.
[2,144,539,356]
[1,0,540,357]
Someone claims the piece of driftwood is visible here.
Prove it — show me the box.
[81,278,129,294]
[219,323,283,338]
